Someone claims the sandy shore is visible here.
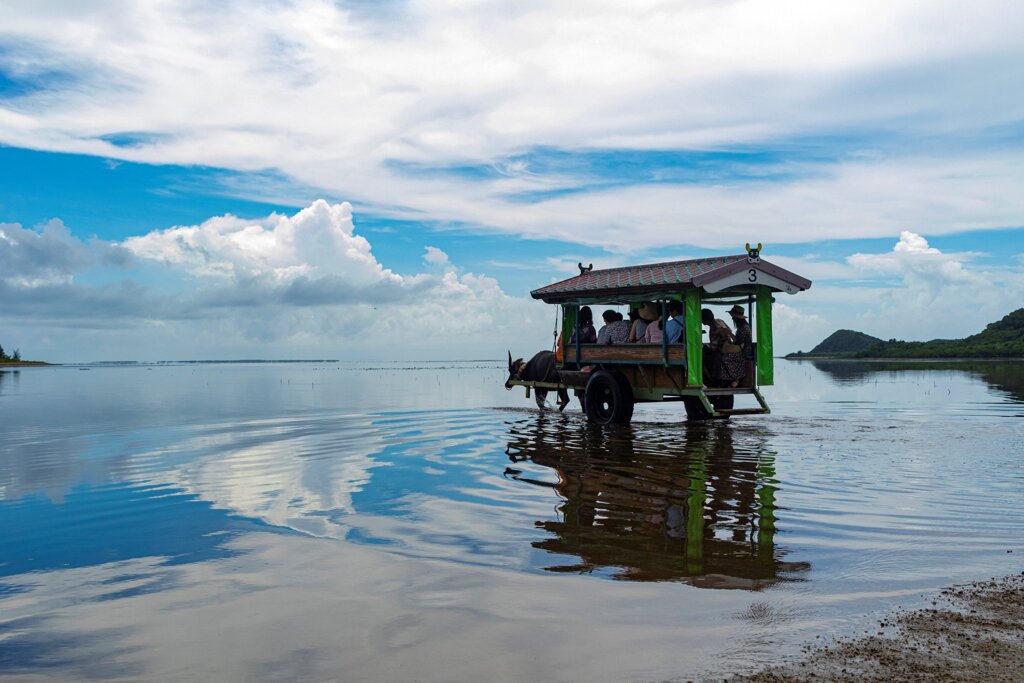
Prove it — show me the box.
[735,572,1024,682]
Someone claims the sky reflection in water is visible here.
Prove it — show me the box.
[0,361,1022,681]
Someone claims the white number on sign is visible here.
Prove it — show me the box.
[748,269,757,282]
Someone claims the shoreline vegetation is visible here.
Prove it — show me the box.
[0,343,51,366]
[738,571,1024,682]
[787,308,1024,360]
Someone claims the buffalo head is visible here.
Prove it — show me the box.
[505,350,525,389]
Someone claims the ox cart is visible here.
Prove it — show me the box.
[507,245,812,423]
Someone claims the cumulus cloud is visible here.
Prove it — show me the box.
[823,232,1024,341]
[848,231,982,289]
[0,219,131,286]
[2,201,551,360]
[1,2,1024,249]
[124,201,396,284]
[772,301,832,357]
[422,246,450,268]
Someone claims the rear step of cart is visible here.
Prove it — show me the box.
[702,386,771,417]
[713,407,769,416]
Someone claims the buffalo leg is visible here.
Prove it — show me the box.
[534,389,548,409]
[557,388,570,412]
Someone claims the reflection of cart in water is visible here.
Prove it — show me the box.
[507,244,812,423]
[505,418,810,589]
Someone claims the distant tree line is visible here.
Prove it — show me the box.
[788,308,1024,360]
[854,308,1024,359]
[0,343,21,362]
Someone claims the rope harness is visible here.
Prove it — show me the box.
[551,305,560,352]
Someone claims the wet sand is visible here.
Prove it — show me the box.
[739,572,1024,682]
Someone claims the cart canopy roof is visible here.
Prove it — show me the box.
[531,253,812,304]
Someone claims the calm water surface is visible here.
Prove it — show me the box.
[1,360,1022,681]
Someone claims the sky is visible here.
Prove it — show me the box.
[1,0,1022,361]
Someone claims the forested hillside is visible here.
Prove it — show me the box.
[854,309,1024,359]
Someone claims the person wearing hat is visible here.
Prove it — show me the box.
[728,304,753,361]
[629,302,657,342]
[702,308,745,386]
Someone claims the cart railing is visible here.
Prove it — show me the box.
[563,343,686,365]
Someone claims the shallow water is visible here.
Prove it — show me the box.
[1,360,1022,681]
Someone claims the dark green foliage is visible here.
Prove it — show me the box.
[788,329,883,357]
[853,308,1024,359]
[11,348,20,361]
[0,343,6,360]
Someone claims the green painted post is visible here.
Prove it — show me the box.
[561,305,576,360]
[685,288,703,386]
[756,287,774,385]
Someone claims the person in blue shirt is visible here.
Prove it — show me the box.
[664,300,686,343]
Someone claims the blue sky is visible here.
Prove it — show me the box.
[1,1,1023,360]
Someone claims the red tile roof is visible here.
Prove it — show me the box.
[530,254,812,302]
[532,255,746,301]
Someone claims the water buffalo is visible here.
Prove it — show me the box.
[506,351,570,411]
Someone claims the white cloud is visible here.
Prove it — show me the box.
[781,231,1024,343]
[1,206,1019,359]
[772,301,832,356]
[422,154,1024,251]
[0,218,130,286]
[422,245,450,268]
[758,255,863,282]
[124,200,398,285]
[1,2,1023,249]
[0,220,85,286]
[2,201,552,361]
[847,231,982,290]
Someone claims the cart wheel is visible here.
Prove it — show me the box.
[683,395,732,421]
[584,371,634,425]
[682,396,712,421]
[709,394,734,417]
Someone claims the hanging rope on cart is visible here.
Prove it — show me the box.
[551,305,560,352]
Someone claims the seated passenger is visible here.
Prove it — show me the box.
[644,314,663,343]
[701,308,745,386]
[728,304,754,361]
[719,305,750,386]
[631,302,657,342]
[570,305,597,344]
[597,309,631,344]
[663,300,686,344]
[627,309,645,343]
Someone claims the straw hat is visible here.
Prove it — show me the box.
[638,302,659,321]
[728,304,746,318]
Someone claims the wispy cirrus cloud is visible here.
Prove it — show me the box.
[0,1,1022,251]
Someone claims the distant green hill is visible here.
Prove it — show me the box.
[853,308,1024,359]
[787,329,883,358]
